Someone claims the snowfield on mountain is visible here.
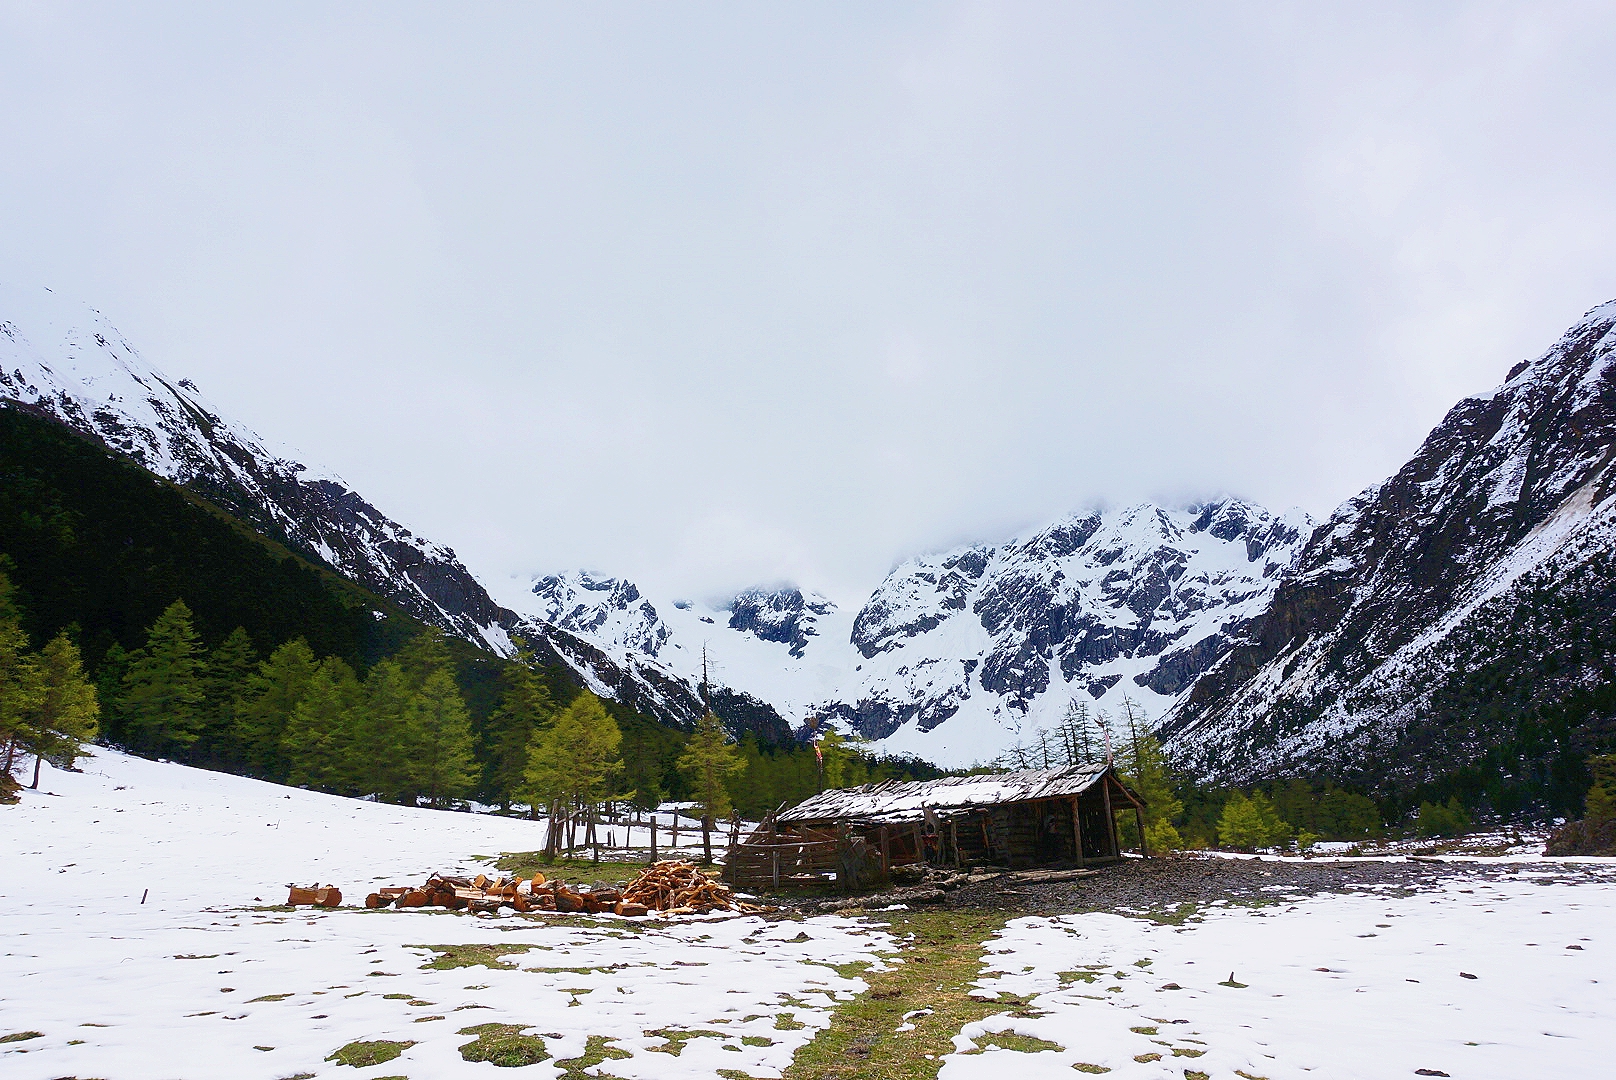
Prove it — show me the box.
[509,500,1312,768]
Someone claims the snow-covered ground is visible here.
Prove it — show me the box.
[6,749,1614,1080]
[0,750,888,1079]
[946,870,1616,1080]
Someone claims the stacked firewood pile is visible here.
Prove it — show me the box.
[621,860,757,915]
[317,861,766,917]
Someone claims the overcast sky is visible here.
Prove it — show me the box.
[5,2,1616,606]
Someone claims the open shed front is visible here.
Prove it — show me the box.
[724,764,1147,891]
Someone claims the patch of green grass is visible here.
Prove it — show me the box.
[414,1015,445,1023]
[1,1031,44,1044]
[821,960,872,980]
[555,1035,631,1079]
[415,943,537,971]
[491,852,652,885]
[774,1013,806,1031]
[325,1039,415,1067]
[1058,970,1099,985]
[456,1023,549,1068]
[646,1028,727,1056]
[383,994,413,1000]
[247,993,294,1003]
[961,1031,1063,1054]
[741,1035,774,1047]
[1071,1064,1112,1074]
[781,909,1011,1080]
[1171,1047,1206,1058]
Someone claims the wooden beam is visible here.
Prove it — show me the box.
[1135,806,1149,858]
[1101,774,1116,856]
[1071,795,1085,867]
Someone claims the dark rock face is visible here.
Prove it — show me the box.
[727,587,835,658]
[1161,299,1616,800]
[707,686,794,745]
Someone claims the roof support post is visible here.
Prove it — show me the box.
[1135,806,1149,858]
[1071,795,1085,867]
[1102,774,1116,857]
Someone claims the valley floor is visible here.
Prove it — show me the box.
[2,752,1612,1080]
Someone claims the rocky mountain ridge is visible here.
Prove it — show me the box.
[515,500,1313,766]
[1159,298,1616,805]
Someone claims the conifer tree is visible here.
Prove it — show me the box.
[523,692,624,855]
[404,667,478,808]
[485,639,555,809]
[1217,790,1292,850]
[677,712,746,864]
[283,657,361,792]
[198,627,258,768]
[235,638,318,781]
[22,632,100,787]
[0,569,44,781]
[1113,698,1183,852]
[353,658,411,801]
[120,600,206,757]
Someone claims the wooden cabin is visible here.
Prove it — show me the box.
[724,763,1146,890]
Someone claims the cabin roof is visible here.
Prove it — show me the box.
[777,763,1131,825]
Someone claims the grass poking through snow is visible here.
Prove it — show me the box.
[782,909,1010,1080]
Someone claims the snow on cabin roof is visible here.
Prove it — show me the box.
[777,763,1123,824]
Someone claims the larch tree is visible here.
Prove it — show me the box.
[234,638,318,781]
[119,599,206,757]
[486,638,555,811]
[0,569,43,784]
[677,712,746,865]
[22,632,100,788]
[522,691,624,857]
[1113,696,1182,853]
[198,626,258,769]
[404,666,478,809]
[283,656,361,793]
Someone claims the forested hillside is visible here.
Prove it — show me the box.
[0,404,931,815]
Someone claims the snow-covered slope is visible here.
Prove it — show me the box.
[1161,298,1616,787]
[508,500,1310,767]
[0,750,886,1080]
[0,284,511,649]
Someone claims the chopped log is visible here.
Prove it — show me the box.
[615,901,649,917]
[287,887,320,906]
[313,887,342,907]
[364,893,387,909]
[399,890,429,907]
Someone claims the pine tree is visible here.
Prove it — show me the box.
[235,639,318,781]
[404,667,478,808]
[485,639,555,809]
[283,657,361,792]
[22,632,101,787]
[677,712,746,865]
[119,599,206,757]
[198,626,258,768]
